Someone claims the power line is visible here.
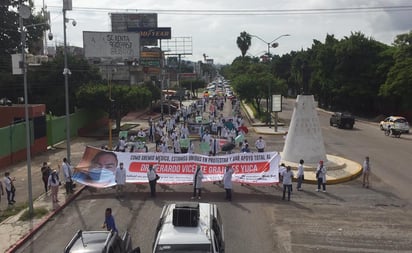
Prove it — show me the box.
[43,5,412,16]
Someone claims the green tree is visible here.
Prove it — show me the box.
[76,84,152,130]
[28,52,102,115]
[236,31,251,58]
[0,0,48,95]
[181,79,206,97]
[379,31,412,112]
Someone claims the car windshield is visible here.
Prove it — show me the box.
[394,118,407,123]
[155,244,211,253]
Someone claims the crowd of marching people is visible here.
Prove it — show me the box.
[115,94,254,156]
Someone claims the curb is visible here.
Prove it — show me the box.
[253,127,286,136]
[6,185,86,253]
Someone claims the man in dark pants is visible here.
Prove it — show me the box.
[147,164,158,197]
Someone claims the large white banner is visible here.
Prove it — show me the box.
[83,31,140,59]
[73,146,280,188]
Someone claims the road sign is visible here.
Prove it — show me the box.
[272,94,282,112]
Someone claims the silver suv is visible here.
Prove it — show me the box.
[64,230,140,253]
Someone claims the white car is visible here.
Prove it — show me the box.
[152,202,224,253]
[379,116,410,133]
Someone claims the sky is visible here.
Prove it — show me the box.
[32,0,412,64]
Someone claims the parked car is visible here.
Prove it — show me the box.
[329,112,355,129]
[152,202,224,253]
[64,230,140,253]
[380,116,410,133]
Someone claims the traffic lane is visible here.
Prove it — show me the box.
[319,111,412,204]
[15,179,412,252]
[269,179,412,252]
[15,183,280,253]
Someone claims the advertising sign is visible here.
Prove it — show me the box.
[141,51,161,58]
[272,94,282,112]
[83,32,140,59]
[128,27,172,40]
[111,13,158,46]
[140,59,161,67]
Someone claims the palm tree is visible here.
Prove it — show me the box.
[237,31,251,58]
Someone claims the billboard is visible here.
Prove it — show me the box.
[83,32,140,59]
[111,13,158,46]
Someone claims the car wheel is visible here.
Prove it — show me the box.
[380,125,384,130]
[329,121,333,126]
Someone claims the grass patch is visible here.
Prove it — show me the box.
[19,207,49,221]
[0,203,27,223]
[120,123,139,131]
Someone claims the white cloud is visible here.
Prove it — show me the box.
[33,0,412,64]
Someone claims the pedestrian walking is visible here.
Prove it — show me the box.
[62,158,74,194]
[281,166,294,201]
[48,170,60,204]
[255,136,266,152]
[102,207,118,233]
[362,156,371,188]
[41,162,52,194]
[223,165,235,201]
[115,162,127,197]
[315,160,327,192]
[192,165,204,200]
[296,159,304,191]
[147,164,159,197]
[3,172,16,205]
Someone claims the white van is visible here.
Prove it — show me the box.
[152,202,225,253]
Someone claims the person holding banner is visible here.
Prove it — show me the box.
[115,162,126,197]
[255,136,266,152]
[147,164,159,198]
[223,165,235,201]
[192,165,204,200]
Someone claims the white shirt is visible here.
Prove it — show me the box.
[363,160,370,173]
[147,166,157,181]
[115,166,127,185]
[62,162,72,182]
[282,170,294,185]
[297,164,304,177]
[223,167,234,189]
[3,176,13,191]
[255,139,266,149]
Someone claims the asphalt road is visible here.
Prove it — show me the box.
[15,97,412,253]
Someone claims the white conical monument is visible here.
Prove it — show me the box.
[282,95,327,165]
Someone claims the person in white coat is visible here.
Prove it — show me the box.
[315,160,327,192]
[223,165,235,201]
[281,166,294,201]
[115,162,127,196]
[62,158,74,194]
[192,165,204,200]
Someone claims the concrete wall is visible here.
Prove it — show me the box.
[0,109,107,170]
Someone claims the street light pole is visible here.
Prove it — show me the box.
[249,33,290,128]
[19,4,34,217]
[63,7,71,162]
